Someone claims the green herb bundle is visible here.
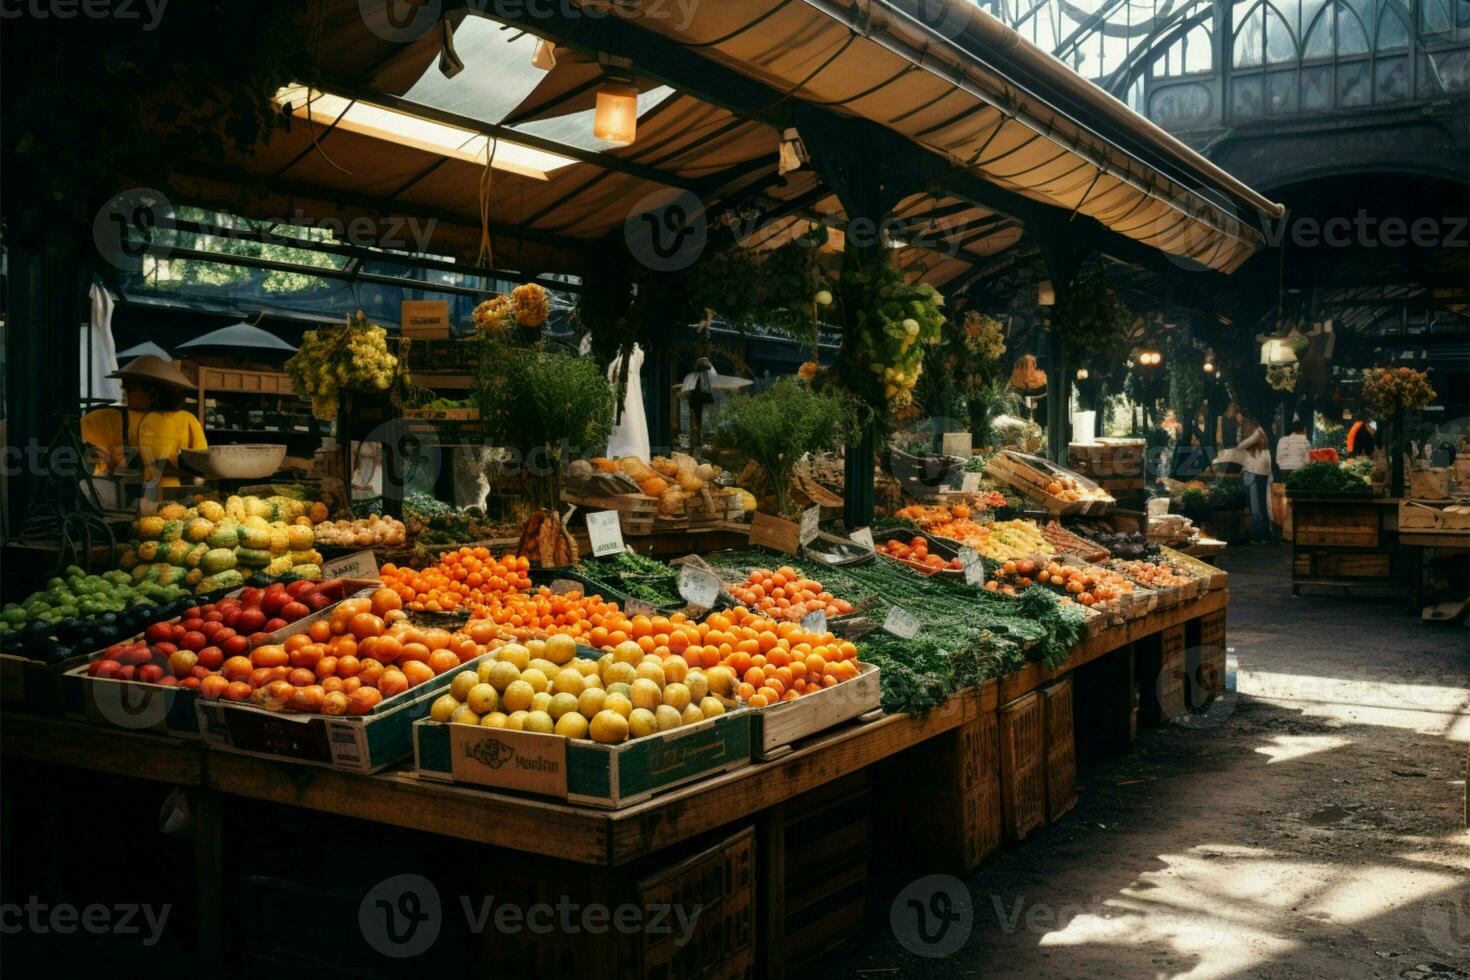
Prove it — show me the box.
[578,551,682,607]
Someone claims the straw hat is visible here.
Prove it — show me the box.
[110,355,194,390]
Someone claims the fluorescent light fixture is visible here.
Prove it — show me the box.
[274,85,577,181]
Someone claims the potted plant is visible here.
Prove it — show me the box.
[1203,479,1250,542]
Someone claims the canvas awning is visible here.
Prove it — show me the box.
[149,0,1279,286]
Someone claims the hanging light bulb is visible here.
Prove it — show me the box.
[777,127,809,175]
[1037,280,1056,306]
[594,56,638,147]
[531,39,557,71]
[1203,361,1215,373]
[1075,368,1089,380]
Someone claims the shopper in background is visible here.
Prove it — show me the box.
[1235,409,1273,544]
[1346,418,1377,457]
[1276,420,1311,476]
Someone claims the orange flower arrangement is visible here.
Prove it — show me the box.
[1361,366,1435,416]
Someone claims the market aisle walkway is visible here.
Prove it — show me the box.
[816,545,1470,980]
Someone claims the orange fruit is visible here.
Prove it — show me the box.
[402,661,435,688]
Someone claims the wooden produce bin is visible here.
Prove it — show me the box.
[62,664,202,736]
[998,691,1046,842]
[414,708,751,808]
[0,648,95,715]
[751,662,881,760]
[1041,678,1077,823]
[1289,495,1400,594]
[986,450,1114,515]
[1186,607,1228,708]
[776,773,873,972]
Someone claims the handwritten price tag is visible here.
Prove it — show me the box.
[799,505,821,546]
[585,510,625,558]
[961,472,983,492]
[323,549,380,582]
[882,606,922,639]
[677,566,721,609]
[800,609,828,635]
[850,526,875,552]
[958,546,985,585]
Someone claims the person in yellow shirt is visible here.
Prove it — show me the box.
[81,355,207,488]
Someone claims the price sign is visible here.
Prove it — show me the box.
[800,609,828,635]
[625,599,658,617]
[677,566,721,609]
[850,526,875,552]
[961,472,983,492]
[799,505,821,546]
[958,546,985,585]
[323,549,380,582]
[585,510,625,557]
[882,606,922,639]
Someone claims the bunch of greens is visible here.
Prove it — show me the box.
[577,550,682,607]
[1207,480,1248,510]
[1285,461,1370,495]
[858,636,956,716]
[711,378,860,516]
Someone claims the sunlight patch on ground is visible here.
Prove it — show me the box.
[1239,667,1470,737]
[1253,734,1355,764]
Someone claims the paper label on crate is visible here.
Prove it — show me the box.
[882,606,922,639]
[850,526,875,552]
[959,546,985,585]
[322,549,379,582]
[800,609,827,635]
[677,566,721,609]
[799,505,821,545]
[961,472,983,492]
[586,509,626,557]
[449,724,569,797]
[624,598,658,617]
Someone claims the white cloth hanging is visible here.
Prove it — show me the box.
[82,283,122,404]
[606,344,650,460]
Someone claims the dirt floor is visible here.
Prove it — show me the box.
[813,544,1470,979]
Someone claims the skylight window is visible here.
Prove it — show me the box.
[274,85,579,180]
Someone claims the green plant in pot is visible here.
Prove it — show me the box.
[474,339,615,511]
[711,378,860,517]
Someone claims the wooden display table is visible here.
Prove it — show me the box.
[2,590,1227,976]
[1288,495,1402,594]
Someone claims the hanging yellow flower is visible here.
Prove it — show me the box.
[511,283,549,328]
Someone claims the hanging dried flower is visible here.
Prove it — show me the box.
[511,282,549,328]
[472,295,514,336]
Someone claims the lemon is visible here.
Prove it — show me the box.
[449,671,478,702]
[477,660,497,685]
[635,661,666,687]
[630,678,662,712]
[498,644,531,671]
[628,708,658,738]
[552,668,584,696]
[661,682,691,712]
[606,682,632,700]
[681,703,705,726]
[575,658,600,677]
[524,711,555,734]
[502,680,535,713]
[589,709,629,744]
[544,633,577,665]
[449,705,481,727]
[520,668,549,694]
[603,692,633,719]
[488,661,520,693]
[554,712,589,739]
[480,711,509,728]
[662,656,689,684]
[685,670,708,702]
[525,638,547,661]
[430,694,461,723]
[603,661,636,687]
[529,658,560,679]
[581,673,604,691]
[504,710,529,731]
[597,653,614,675]
[700,696,725,718]
[706,665,736,696]
[612,641,643,666]
[548,692,579,721]
[578,688,607,718]
[531,691,552,713]
[466,683,499,715]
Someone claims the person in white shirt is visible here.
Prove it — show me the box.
[1276,421,1310,474]
[1235,409,1273,544]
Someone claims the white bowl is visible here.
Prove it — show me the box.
[180,444,286,479]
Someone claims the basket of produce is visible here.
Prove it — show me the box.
[311,514,408,550]
[984,450,1114,515]
[1038,521,1110,563]
[1156,546,1228,590]
[179,444,287,480]
[872,532,964,576]
[1104,557,1200,607]
[983,556,1143,624]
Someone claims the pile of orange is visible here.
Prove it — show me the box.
[197,589,498,715]
[726,566,855,622]
[474,585,625,641]
[380,549,531,612]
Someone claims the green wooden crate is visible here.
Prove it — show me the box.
[414,708,750,808]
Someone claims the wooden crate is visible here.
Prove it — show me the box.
[562,491,658,536]
[751,663,881,759]
[1410,468,1451,500]
[638,825,757,979]
[1399,500,1470,532]
[1041,679,1077,823]
[1157,623,1187,720]
[1187,608,1227,706]
[414,708,751,808]
[1158,545,1228,590]
[781,774,871,969]
[985,450,1114,516]
[0,649,94,715]
[1067,440,1145,481]
[998,692,1046,842]
[1295,526,1379,547]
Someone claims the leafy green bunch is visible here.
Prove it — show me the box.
[840,259,946,412]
